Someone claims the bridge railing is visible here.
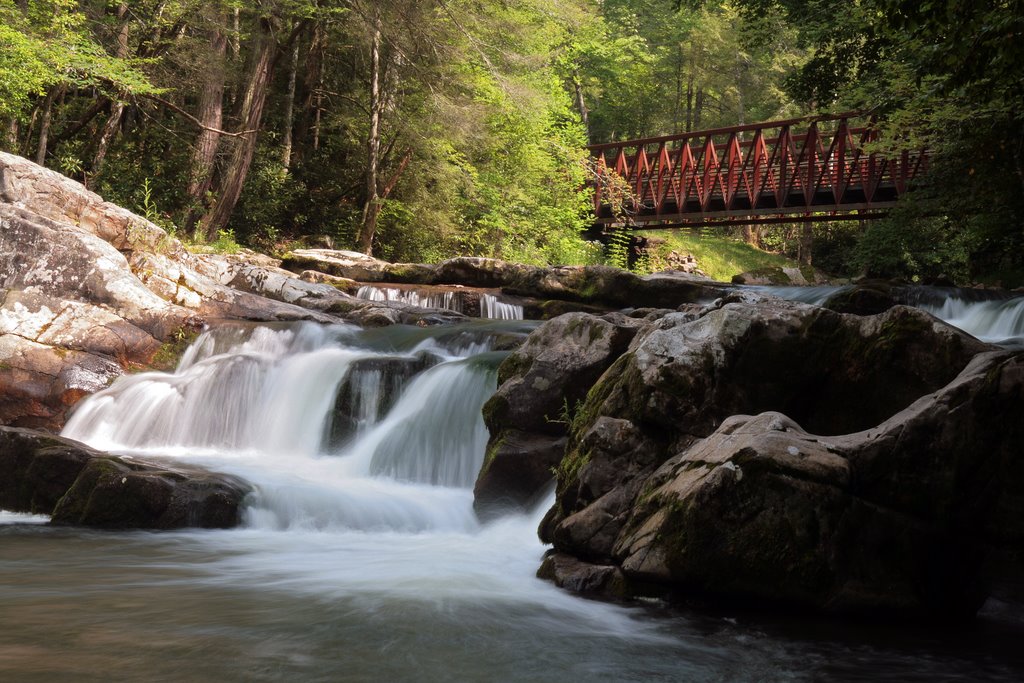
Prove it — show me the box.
[588,112,928,227]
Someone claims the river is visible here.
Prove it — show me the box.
[2,293,1023,681]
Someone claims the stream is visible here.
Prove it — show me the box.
[2,292,1023,681]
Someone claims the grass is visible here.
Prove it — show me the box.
[638,228,800,282]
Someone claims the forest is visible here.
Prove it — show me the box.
[1,0,1021,285]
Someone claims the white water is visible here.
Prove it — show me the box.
[356,285,524,320]
[755,285,1024,346]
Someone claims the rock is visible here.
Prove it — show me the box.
[473,430,566,520]
[824,284,898,315]
[0,426,99,514]
[537,552,630,598]
[0,151,184,259]
[0,203,197,339]
[474,312,647,517]
[608,349,1024,617]
[0,333,123,430]
[732,265,827,286]
[281,249,435,283]
[0,289,161,362]
[432,257,536,288]
[0,426,251,529]
[51,455,250,530]
[299,270,361,294]
[525,297,1017,617]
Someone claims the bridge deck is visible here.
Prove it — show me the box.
[588,113,927,227]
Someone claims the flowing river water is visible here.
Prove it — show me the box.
[2,291,1024,681]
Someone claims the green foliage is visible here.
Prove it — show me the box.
[0,0,157,119]
[640,228,800,281]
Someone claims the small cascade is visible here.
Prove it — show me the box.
[356,285,460,312]
[913,293,1024,346]
[356,285,525,320]
[480,293,524,320]
[62,320,509,533]
[754,284,1024,347]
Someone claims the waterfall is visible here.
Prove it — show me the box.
[356,285,459,312]
[357,285,524,320]
[63,321,507,532]
[754,285,1024,347]
[480,293,524,320]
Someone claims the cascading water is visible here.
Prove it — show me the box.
[356,284,524,320]
[480,292,525,320]
[754,284,1024,347]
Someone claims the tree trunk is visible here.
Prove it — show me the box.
[741,225,761,247]
[5,118,17,150]
[685,69,694,133]
[358,10,384,256]
[281,39,300,168]
[798,220,813,266]
[571,67,589,140]
[694,87,705,130]
[91,7,132,176]
[200,16,278,241]
[91,101,125,174]
[34,87,60,166]
[184,19,227,235]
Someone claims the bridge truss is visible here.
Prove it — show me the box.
[589,112,928,228]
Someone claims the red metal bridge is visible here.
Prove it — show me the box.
[589,112,928,228]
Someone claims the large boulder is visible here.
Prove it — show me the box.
[610,350,1024,617]
[474,312,646,518]
[520,296,1019,617]
[0,426,250,529]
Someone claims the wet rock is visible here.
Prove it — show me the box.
[537,552,630,598]
[525,297,1019,617]
[607,349,1024,618]
[0,333,122,430]
[474,312,646,517]
[0,426,251,529]
[824,284,898,315]
[473,430,566,520]
[0,426,98,513]
[50,456,250,530]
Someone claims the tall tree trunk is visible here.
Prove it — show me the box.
[571,67,589,140]
[685,69,694,132]
[673,43,684,134]
[694,87,705,130]
[92,101,125,174]
[184,19,227,235]
[281,39,300,168]
[200,17,278,241]
[5,118,17,150]
[35,86,60,166]
[799,219,813,266]
[92,6,132,176]
[358,10,384,256]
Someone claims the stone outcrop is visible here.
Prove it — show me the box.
[470,292,1023,617]
[281,252,729,316]
[473,312,649,519]
[0,426,249,529]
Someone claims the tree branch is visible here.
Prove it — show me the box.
[140,93,258,138]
